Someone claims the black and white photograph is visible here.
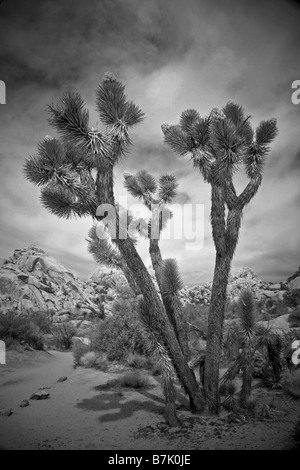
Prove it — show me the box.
[0,0,300,452]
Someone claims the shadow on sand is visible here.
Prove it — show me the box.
[76,379,190,424]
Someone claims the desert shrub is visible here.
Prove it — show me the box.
[183,304,208,356]
[94,353,109,371]
[72,339,90,366]
[261,366,283,389]
[118,371,151,389]
[220,381,239,412]
[288,307,300,328]
[254,403,272,420]
[51,322,76,350]
[251,351,266,378]
[80,351,97,368]
[283,370,300,398]
[183,304,209,333]
[126,353,153,369]
[29,311,52,333]
[91,298,147,361]
[284,289,300,308]
[225,299,240,320]
[0,311,44,350]
[282,329,300,350]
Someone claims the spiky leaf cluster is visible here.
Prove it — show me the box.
[87,224,122,269]
[160,259,183,300]
[96,72,145,143]
[238,289,256,336]
[162,102,278,186]
[24,137,97,219]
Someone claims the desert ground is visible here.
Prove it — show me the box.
[0,349,299,450]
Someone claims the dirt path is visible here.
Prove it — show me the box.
[0,350,299,450]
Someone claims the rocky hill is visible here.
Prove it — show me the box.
[0,245,122,324]
[0,246,299,322]
[179,266,296,307]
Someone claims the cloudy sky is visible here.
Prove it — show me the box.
[0,0,299,284]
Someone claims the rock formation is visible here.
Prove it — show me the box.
[0,245,105,324]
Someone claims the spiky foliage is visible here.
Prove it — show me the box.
[139,298,179,426]
[158,175,178,203]
[256,329,283,387]
[24,136,98,220]
[47,92,90,143]
[96,72,145,144]
[160,259,183,300]
[124,170,157,200]
[160,259,190,361]
[123,170,176,238]
[87,224,122,269]
[221,293,284,399]
[238,289,257,405]
[162,102,278,192]
[40,185,91,219]
[238,289,256,333]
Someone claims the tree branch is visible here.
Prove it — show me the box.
[237,174,262,209]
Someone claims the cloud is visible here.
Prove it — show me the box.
[0,0,299,284]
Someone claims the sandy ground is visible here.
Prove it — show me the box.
[0,350,299,450]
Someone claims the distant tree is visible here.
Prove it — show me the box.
[162,104,278,413]
[24,72,204,424]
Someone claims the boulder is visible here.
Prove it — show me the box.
[288,276,300,291]
[52,314,70,323]
[0,272,21,299]
[0,245,100,321]
[19,298,36,314]
[20,400,30,408]
[57,376,68,383]
[262,290,276,299]
[269,283,281,291]
[73,336,91,346]
[30,390,50,400]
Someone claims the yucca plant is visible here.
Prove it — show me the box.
[24,72,204,418]
[162,103,278,413]
[238,289,257,405]
[139,298,179,427]
[220,290,284,402]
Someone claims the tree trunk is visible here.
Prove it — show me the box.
[116,236,204,411]
[205,184,242,414]
[204,253,231,414]
[162,370,179,427]
[240,339,253,406]
[120,259,141,296]
[95,168,204,412]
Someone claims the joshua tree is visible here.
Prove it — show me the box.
[162,104,278,413]
[24,72,204,416]
[238,289,257,406]
[124,170,190,360]
[220,289,283,405]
